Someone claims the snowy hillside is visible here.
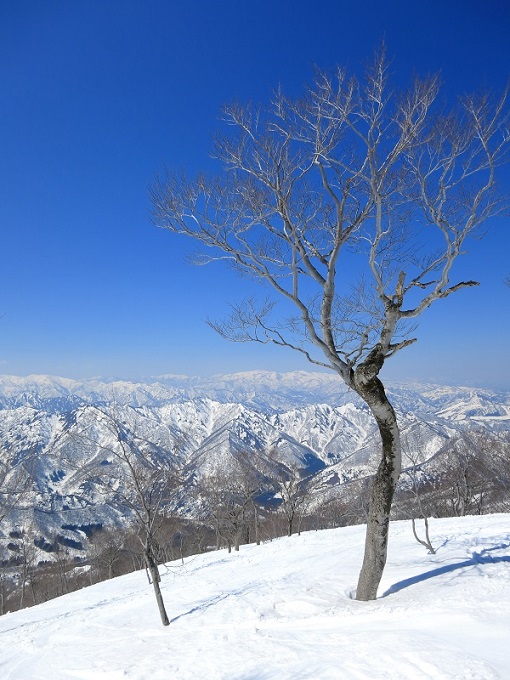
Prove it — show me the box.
[1,371,509,548]
[0,514,509,679]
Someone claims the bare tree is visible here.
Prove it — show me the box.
[79,407,181,626]
[262,450,312,537]
[199,463,256,552]
[89,528,128,582]
[233,455,265,546]
[15,525,39,609]
[0,448,37,610]
[152,48,509,600]
[398,430,437,553]
[0,448,33,525]
[440,430,510,516]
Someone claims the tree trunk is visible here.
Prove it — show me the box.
[287,510,294,537]
[254,509,261,546]
[145,551,170,626]
[353,374,401,601]
[412,517,436,554]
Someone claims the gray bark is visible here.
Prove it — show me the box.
[353,372,401,601]
[145,551,169,626]
[412,517,436,554]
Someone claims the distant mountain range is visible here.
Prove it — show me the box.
[1,370,509,416]
[0,371,509,552]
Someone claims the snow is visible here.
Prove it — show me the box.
[1,515,509,679]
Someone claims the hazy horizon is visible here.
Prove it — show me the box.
[0,367,508,393]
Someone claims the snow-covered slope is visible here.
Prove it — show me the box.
[0,514,508,679]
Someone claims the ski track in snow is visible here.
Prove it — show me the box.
[0,515,509,679]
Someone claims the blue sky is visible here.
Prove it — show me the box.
[1,0,509,388]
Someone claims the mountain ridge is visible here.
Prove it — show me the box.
[1,370,509,413]
[1,371,509,554]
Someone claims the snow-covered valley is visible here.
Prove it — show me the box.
[1,371,509,548]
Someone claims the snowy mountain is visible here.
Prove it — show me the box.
[1,371,509,549]
[0,514,509,679]
[1,370,509,418]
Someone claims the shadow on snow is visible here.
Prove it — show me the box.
[383,543,510,597]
